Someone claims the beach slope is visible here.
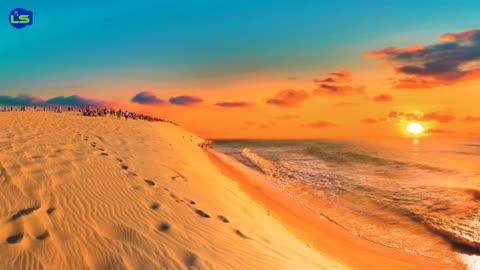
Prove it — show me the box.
[0,112,345,270]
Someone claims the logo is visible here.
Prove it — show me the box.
[9,8,33,29]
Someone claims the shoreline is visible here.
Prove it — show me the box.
[205,147,462,270]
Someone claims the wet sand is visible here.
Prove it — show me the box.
[206,148,465,269]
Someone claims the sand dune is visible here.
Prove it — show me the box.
[0,112,345,270]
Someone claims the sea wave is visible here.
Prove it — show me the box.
[240,147,480,254]
[303,145,450,173]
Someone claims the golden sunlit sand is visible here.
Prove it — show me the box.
[0,112,344,270]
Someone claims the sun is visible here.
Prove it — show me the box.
[406,122,425,135]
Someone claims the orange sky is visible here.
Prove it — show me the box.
[121,65,480,139]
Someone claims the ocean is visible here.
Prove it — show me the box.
[214,139,480,267]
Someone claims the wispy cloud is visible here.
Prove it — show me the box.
[275,114,300,120]
[462,116,480,122]
[388,111,455,123]
[214,101,253,108]
[266,89,309,107]
[372,94,393,102]
[361,117,387,124]
[302,121,337,128]
[313,70,365,96]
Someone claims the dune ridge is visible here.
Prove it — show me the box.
[0,112,344,270]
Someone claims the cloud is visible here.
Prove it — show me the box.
[275,114,300,120]
[302,121,337,128]
[266,89,309,107]
[169,95,203,106]
[388,111,400,118]
[387,111,455,123]
[462,116,480,122]
[372,94,393,102]
[243,121,274,129]
[364,29,480,89]
[313,84,365,96]
[214,101,252,108]
[312,70,365,96]
[420,112,455,123]
[313,70,352,84]
[361,117,387,124]
[330,70,352,78]
[333,101,357,107]
[0,94,116,107]
[131,91,165,105]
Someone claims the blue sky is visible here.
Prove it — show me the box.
[1,0,479,92]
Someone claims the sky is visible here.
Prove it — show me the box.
[1,0,480,139]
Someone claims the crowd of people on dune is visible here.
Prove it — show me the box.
[79,105,172,123]
[1,105,175,124]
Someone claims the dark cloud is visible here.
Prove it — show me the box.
[372,94,393,102]
[169,96,203,106]
[0,94,115,107]
[364,29,480,88]
[302,121,337,128]
[214,101,252,108]
[313,70,352,84]
[266,89,309,107]
[131,91,165,105]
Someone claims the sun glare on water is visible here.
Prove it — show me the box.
[406,122,425,135]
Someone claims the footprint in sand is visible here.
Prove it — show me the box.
[100,153,109,156]
[217,215,229,223]
[11,207,40,220]
[194,209,210,218]
[121,164,129,170]
[150,203,160,210]
[6,205,53,244]
[234,229,249,239]
[6,234,23,244]
[144,179,155,186]
[46,207,56,215]
[36,230,50,240]
[183,252,199,269]
[158,223,171,233]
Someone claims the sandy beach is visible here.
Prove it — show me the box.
[0,112,347,270]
